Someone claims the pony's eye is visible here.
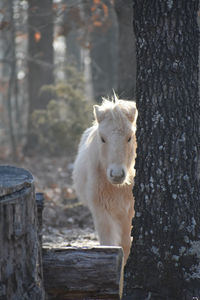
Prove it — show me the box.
[128,136,132,142]
[101,137,106,143]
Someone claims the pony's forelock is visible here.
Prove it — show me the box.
[100,97,133,128]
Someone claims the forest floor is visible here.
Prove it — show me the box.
[0,155,99,248]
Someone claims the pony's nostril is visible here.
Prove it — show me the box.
[110,169,125,179]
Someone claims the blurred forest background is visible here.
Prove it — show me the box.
[0,0,136,160]
[0,0,136,245]
[1,0,199,247]
[1,3,200,297]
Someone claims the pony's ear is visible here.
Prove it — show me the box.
[93,105,106,123]
[121,101,137,123]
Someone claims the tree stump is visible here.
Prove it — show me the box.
[0,166,45,300]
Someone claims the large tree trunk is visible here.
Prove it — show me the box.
[124,1,200,299]
[115,0,136,99]
[26,0,54,150]
[0,166,44,300]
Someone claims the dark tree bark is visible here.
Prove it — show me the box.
[0,166,44,300]
[26,0,54,150]
[124,1,200,299]
[115,0,136,99]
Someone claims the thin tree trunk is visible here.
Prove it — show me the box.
[62,2,82,69]
[26,0,54,151]
[6,63,17,160]
[124,1,200,299]
[10,0,22,145]
[89,0,118,102]
[5,0,17,159]
[115,0,136,99]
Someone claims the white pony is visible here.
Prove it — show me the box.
[73,96,137,263]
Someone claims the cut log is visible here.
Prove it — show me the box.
[43,246,124,300]
[0,165,45,300]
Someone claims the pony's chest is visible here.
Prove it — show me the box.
[96,180,134,214]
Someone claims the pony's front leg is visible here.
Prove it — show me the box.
[91,206,121,247]
[120,212,133,263]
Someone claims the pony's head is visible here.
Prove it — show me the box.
[93,96,137,185]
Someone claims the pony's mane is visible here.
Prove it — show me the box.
[101,92,119,109]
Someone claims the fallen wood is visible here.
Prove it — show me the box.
[43,246,124,300]
[0,165,45,300]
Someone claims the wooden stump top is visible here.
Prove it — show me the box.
[0,165,33,198]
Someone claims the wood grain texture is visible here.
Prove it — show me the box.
[43,246,124,300]
[0,165,44,300]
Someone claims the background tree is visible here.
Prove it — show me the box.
[124,1,200,299]
[62,2,83,69]
[0,0,19,159]
[114,0,136,99]
[88,0,118,102]
[26,0,54,150]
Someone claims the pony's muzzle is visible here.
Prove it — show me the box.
[108,166,125,184]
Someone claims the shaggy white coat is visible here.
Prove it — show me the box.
[73,97,137,263]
